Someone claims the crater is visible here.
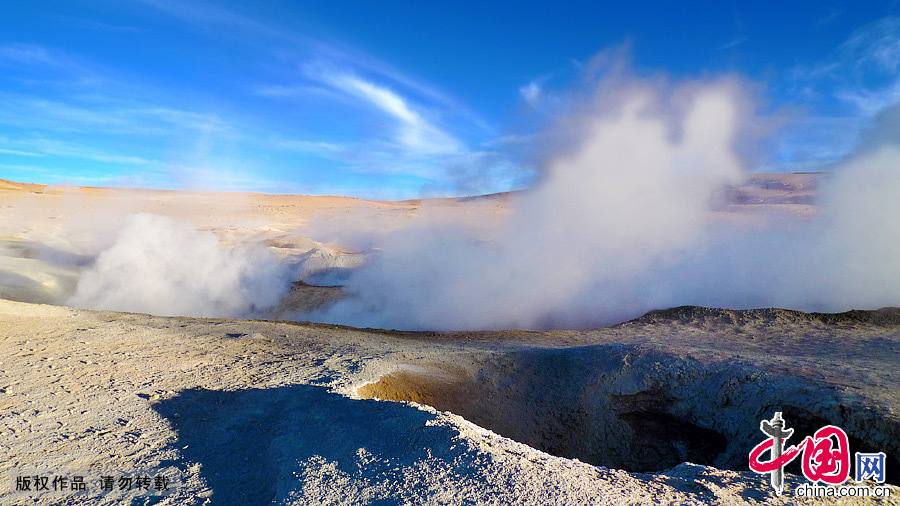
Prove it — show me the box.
[357,345,899,476]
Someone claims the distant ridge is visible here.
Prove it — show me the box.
[626,305,900,327]
[0,178,46,192]
[0,172,826,203]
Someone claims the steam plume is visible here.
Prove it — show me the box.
[309,78,900,330]
[68,213,290,317]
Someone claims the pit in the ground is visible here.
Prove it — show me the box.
[356,367,727,472]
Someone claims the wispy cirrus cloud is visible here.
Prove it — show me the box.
[0,43,102,86]
[308,42,488,129]
[252,83,344,102]
[136,0,287,41]
[0,45,250,191]
[772,16,900,172]
[139,0,484,121]
[0,137,154,165]
[1,2,516,197]
[790,16,900,114]
[266,137,345,156]
[132,0,513,195]
[323,73,463,156]
[0,147,41,157]
[0,43,65,67]
[0,92,229,136]
[828,17,900,116]
[0,41,226,139]
[139,0,492,138]
[840,17,900,74]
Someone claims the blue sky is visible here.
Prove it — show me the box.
[1,1,898,198]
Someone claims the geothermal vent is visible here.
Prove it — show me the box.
[358,344,899,474]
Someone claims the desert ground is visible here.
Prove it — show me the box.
[1,176,897,505]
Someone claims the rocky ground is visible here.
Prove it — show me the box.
[1,299,897,504]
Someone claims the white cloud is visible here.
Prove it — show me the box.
[778,16,900,171]
[0,92,229,137]
[268,138,344,155]
[5,138,154,165]
[0,43,101,84]
[253,84,342,101]
[836,80,900,116]
[139,0,490,131]
[137,0,507,190]
[136,0,285,41]
[0,147,42,157]
[3,1,509,196]
[335,76,419,124]
[519,81,542,107]
[839,17,900,74]
[0,134,159,166]
[792,16,900,116]
[326,73,464,155]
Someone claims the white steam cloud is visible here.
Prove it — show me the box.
[309,77,900,330]
[68,213,290,317]
[40,73,900,330]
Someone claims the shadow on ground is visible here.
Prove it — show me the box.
[153,385,459,505]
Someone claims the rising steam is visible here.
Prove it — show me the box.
[68,213,290,317]
[49,73,900,329]
[308,78,900,330]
